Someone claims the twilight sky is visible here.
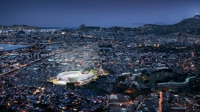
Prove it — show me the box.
[0,0,200,27]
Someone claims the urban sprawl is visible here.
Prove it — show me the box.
[0,15,200,112]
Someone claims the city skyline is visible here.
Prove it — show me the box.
[0,0,200,27]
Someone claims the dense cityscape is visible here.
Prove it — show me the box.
[0,14,200,112]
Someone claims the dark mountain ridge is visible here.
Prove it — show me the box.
[1,15,200,35]
[138,15,200,35]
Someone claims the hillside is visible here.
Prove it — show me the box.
[138,15,200,35]
[78,15,200,35]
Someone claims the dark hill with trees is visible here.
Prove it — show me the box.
[138,15,200,35]
[78,15,200,35]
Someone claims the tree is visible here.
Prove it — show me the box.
[144,80,149,84]
[189,78,200,93]
[66,83,75,89]
[45,82,53,85]
[116,76,126,83]
[162,76,172,82]
[155,80,163,84]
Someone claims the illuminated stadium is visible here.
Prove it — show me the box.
[56,70,94,84]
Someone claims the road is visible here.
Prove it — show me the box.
[136,97,146,111]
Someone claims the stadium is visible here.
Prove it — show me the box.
[56,70,94,84]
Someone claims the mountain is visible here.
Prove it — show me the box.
[1,15,200,35]
[77,24,100,31]
[0,25,40,30]
[77,15,200,35]
[138,15,200,35]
